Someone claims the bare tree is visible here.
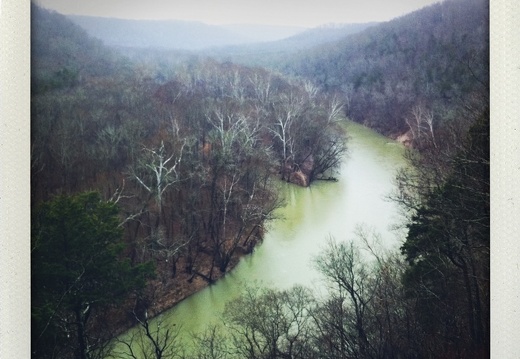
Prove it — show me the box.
[203,107,278,276]
[132,140,185,213]
[112,311,183,359]
[191,325,231,359]
[248,72,272,104]
[405,104,437,148]
[313,238,376,358]
[269,92,305,180]
[303,80,319,100]
[326,95,344,124]
[223,285,315,359]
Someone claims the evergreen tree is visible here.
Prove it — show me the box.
[401,110,489,357]
[32,192,154,359]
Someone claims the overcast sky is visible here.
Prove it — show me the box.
[34,0,441,27]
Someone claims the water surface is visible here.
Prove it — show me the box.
[114,121,407,352]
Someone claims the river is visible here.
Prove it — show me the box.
[112,120,407,355]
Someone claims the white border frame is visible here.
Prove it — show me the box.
[1,0,517,357]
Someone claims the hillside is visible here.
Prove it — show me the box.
[67,15,306,50]
[204,22,378,65]
[34,0,489,139]
[31,4,135,95]
[269,0,489,136]
[277,22,379,49]
[31,1,489,357]
[31,5,349,357]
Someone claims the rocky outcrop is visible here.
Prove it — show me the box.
[395,130,413,147]
[289,170,310,187]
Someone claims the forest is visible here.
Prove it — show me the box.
[31,0,489,358]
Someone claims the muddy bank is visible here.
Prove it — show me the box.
[99,238,259,340]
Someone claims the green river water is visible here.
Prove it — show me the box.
[112,120,407,356]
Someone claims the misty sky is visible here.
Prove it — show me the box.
[34,0,441,27]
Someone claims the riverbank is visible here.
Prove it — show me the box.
[141,121,407,337]
[107,121,407,347]
[99,234,261,341]
[142,241,255,317]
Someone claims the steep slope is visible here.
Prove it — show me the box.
[280,22,378,49]
[32,7,347,353]
[31,4,130,94]
[276,0,489,136]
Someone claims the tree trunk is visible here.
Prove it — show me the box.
[75,304,88,359]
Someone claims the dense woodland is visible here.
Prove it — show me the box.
[31,0,489,358]
[276,0,489,136]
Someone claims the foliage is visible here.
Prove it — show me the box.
[31,1,489,357]
[31,3,130,95]
[32,192,154,359]
[400,109,489,356]
[270,0,489,136]
[31,6,347,357]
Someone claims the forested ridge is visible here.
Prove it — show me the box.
[270,0,489,136]
[31,0,489,358]
[66,16,267,51]
[31,3,347,358]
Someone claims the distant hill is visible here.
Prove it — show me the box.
[33,0,489,139]
[31,4,129,93]
[280,23,378,49]
[221,24,307,43]
[273,0,489,135]
[65,14,375,60]
[67,15,307,50]
[204,22,377,66]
